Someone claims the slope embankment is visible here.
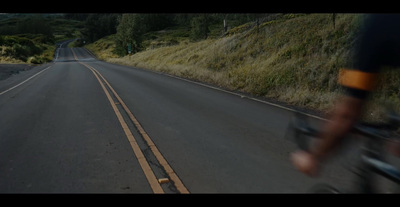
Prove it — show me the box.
[91,14,400,121]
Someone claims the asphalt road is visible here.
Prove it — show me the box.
[0,40,393,193]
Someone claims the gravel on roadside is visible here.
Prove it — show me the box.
[0,64,36,81]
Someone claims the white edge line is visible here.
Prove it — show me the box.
[82,47,97,59]
[55,48,60,61]
[0,65,52,96]
[90,61,328,122]
[160,72,328,122]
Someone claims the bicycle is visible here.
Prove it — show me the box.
[287,109,400,193]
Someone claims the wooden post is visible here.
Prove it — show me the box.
[224,19,227,33]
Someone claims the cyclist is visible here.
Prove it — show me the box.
[291,14,400,176]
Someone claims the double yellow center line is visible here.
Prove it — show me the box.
[71,48,189,194]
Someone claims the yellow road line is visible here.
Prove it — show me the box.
[80,62,164,193]
[71,48,78,61]
[92,66,190,194]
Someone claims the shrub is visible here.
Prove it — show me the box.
[190,15,211,41]
[0,35,44,62]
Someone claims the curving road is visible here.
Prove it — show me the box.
[0,40,381,193]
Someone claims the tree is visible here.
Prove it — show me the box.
[141,14,175,32]
[81,14,119,43]
[16,15,53,38]
[64,13,89,21]
[114,14,176,56]
[190,14,211,40]
[115,14,146,55]
[250,13,264,33]
[174,14,194,26]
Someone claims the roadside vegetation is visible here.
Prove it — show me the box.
[0,14,83,64]
[0,34,55,64]
[2,13,399,121]
[83,13,400,121]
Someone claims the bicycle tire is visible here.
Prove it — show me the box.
[308,183,340,194]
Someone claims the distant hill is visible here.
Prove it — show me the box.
[0,14,83,64]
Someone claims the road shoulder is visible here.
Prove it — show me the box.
[0,63,54,94]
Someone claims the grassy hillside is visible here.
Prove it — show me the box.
[89,14,400,121]
[83,34,119,60]
[0,34,56,64]
[0,14,84,64]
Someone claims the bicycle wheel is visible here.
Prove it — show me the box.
[308,183,340,194]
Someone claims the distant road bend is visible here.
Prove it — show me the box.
[0,40,363,193]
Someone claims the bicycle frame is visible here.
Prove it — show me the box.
[355,137,400,193]
[289,111,400,193]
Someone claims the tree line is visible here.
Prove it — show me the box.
[0,15,54,43]
[70,13,275,56]
[1,13,275,55]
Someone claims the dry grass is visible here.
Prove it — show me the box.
[101,14,400,121]
[108,14,355,109]
[0,47,25,63]
[84,34,119,60]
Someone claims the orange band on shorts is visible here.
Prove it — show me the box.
[338,69,378,91]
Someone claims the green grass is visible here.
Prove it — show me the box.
[0,34,56,64]
[0,15,84,64]
[50,18,83,42]
[84,34,119,60]
[88,14,400,121]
